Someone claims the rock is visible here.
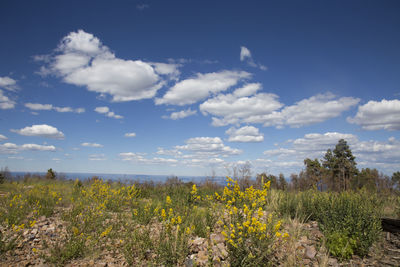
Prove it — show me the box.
[210,233,224,244]
[185,256,194,267]
[216,243,228,259]
[300,235,309,244]
[311,229,324,240]
[46,226,55,233]
[31,228,38,235]
[192,237,205,246]
[196,250,208,266]
[191,237,207,253]
[328,258,339,267]
[304,245,316,259]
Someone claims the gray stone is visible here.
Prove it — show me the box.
[328,258,339,267]
[305,245,316,259]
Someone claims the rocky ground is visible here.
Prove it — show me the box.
[1,211,400,267]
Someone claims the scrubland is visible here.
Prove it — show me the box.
[0,176,398,266]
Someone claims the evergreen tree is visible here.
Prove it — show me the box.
[392,171,400,189]
[322,139,357,191]
[304,158,322,189]
[46,168,56,180]
[278,173,287,190]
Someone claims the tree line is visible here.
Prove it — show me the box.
[257,139,399,193]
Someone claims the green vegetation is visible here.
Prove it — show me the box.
[0,139,399,265]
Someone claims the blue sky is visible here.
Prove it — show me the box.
[0,0,399,177]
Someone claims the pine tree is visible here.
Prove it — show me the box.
[322,139,357,191]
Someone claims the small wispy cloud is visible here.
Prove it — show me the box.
[94,106,123,119]
[125,132,136,137]
[25,103,85,113]
[0,76,18,91]
[137,3,149,10]
[240,46,267,71]
[81,142,103,148]
[162,108,197,120]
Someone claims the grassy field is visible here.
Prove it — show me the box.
[0,177,397,266]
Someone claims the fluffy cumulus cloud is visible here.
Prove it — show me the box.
[11,124,65,139]
[155,70,251,105]
[240,46,267,70]
[81,142,103,148]
[201,91,359,128]
[25,103,85,113]
[226,126,264,142]
[0,76,18,91]
[38,30,179,102]
[275,93,360,128]
[261,132,400,175]
[163,108,197,120]
[94,106,123,119]
[124,132,136,137]
[347,99,400,130]
[0,142,56,154]
[200,84,283,126]
[0,89,16,109]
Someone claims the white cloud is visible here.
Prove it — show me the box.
[125,132,136,137]
[0,142,56,154]
[25,103,85,113]
[156,147,182,156]
[0,134,7,141]
[240,46,267,70]
[175,137,242,158]
[54,106,85,113]
[275,93,360,128]
[0,89,16,109]
[119,152,178,164]
[347,99,400,130]
[163,108,197,120]
[150,62,181,80]
[21,144,57,151]
[200,90,283,127]
[240,46,252,62]
[94,106,123,119]
[81,142,103,148]
[25,103,53,110]
[94,106,109,114]
[155,70,251,105]
[11,124,65,139]
[233,83,262,97]
[201,92,359,128]
[89,153,106,161]
[0,76,18,91]
[39,30,179,102]
[226,126,264,142]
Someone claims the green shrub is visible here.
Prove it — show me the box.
[44,235,85,265]
[309,191,382,258]
[325,231,356,260]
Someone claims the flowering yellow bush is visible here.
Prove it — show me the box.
[218,177,288,266]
